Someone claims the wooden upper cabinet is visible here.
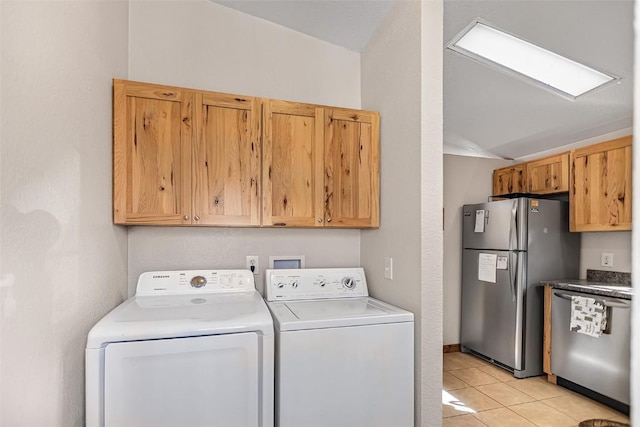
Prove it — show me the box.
[526,153,569,194]
[193,92,261,226]
[113,80,193,225]
[492,165,526,196]
[262,100,325,227]
[114,80,381,228]
[570,136,632,232]
[262,103,380,228]
[324,108,380,228]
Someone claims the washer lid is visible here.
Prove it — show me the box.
[86,290,274,349]
[267,297,414,331]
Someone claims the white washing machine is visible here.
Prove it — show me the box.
[265,268,414,427]
[85,270,274,427]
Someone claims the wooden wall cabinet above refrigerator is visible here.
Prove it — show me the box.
[492,153,569,197]
[113,80,380,228]
[570,136,632,232]
[525,153,569,194]
[492,164,526,196]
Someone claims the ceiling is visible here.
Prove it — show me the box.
[213,0,634,160]
[213,0,396,52]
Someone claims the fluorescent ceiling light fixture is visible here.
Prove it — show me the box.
[446,19,619,100]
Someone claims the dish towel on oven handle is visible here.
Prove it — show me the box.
[570,295,607,337]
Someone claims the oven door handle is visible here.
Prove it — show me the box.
[553,291,631,309]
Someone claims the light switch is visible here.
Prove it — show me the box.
[384,257,393,280]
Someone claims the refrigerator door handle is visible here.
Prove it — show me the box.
[509,252,516,301]
[508,201,518,302]
[509,201,518,251]
[514,252,525,370]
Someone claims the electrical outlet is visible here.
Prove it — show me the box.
[246,255,259,275]
[384,257,393,280]
[601,252,614,268]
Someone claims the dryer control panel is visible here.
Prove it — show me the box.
[265,268,368,301]
[136,270,255,295]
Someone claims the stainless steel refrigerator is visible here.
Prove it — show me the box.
[461,197,580,378]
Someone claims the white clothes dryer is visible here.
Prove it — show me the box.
[86,270,274,427]
[265,268,414,427]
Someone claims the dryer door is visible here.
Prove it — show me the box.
[104,333,260,427]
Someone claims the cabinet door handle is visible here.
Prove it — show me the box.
[183,215,189,221]
[194,215,200,221]
[327,218,332,223]
[318,218,323,223]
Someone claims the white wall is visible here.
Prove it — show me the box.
[361,1,443,424]
[129,0,361,108]
[128,227,360,295]
[443,154,511,345]
[126,0,363,291]
[580,232,632,277]
[0,2,129,426]
[631,0,639,420]
[419,2,444,423]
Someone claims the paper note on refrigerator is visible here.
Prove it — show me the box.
[496,255,508,270]
[478,253,497,283]
[474,210,485,232]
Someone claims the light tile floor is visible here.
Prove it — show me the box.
[443,352,631,427]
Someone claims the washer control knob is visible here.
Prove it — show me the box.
[319,280,327,287]
[342,277,355,289]
[190,276,207,288]
[277,282,285,289]
[292,281,299,289]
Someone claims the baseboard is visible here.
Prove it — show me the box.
[443,344,461,353]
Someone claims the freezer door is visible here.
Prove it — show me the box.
[463,199,528,251]
[460,249,525,371]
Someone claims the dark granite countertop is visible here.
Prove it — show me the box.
[541,269,632,300]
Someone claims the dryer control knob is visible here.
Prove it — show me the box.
[190,276,207,288]
[342,277,355,289]
[292,281,299,289]
[277,282,285,289]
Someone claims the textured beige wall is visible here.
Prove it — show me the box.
[0,2,129,425]
[630,1,639,418]
[579,232,632,277]
[443,154,512,345]
[361,1,444,424]
[128,0,361,108]
[128,227,360,295]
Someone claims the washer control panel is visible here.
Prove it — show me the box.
[136,270,255,295]
[265,268,368,301]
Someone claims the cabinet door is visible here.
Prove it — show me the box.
[324,108,380,228]
[193,92,260,226]
[570,136,632,232]
[492,165,525,196]
[262,100,325,227]
[526,153,569,194]
[113,80,193,225]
